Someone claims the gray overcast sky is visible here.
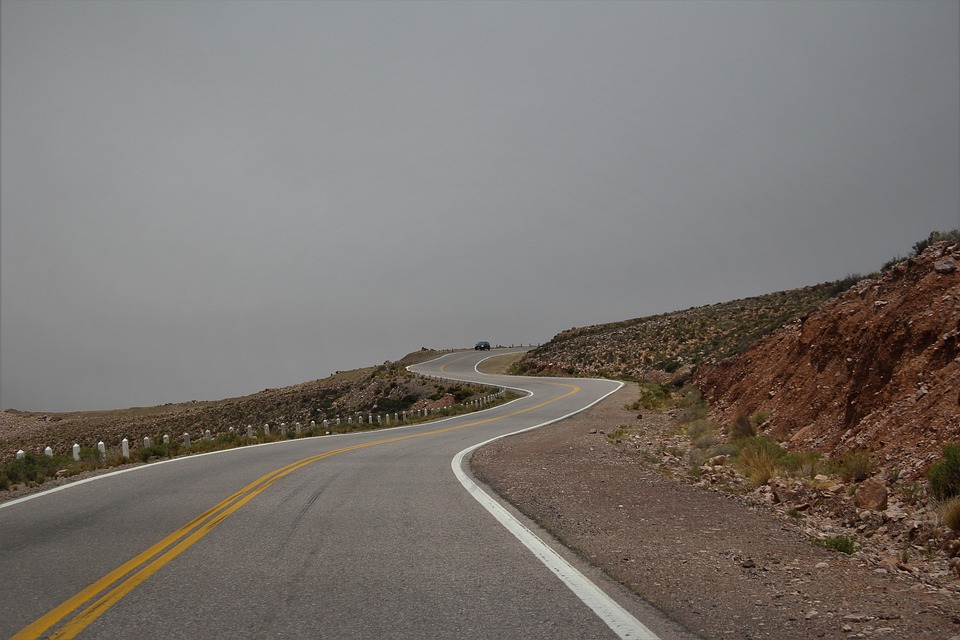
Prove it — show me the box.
[2,1,958,412]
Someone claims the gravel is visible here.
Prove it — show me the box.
[470,384,960,640]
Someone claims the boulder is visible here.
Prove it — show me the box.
[854,477,888,511]
[934,257,957,274]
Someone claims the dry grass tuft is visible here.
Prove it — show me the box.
[942,496,960,531]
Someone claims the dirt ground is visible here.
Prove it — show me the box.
[470,384,960,640]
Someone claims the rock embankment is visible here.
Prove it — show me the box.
[696,241,960,482]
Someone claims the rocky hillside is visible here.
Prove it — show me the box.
[515,278,860,383]
[516,234,959,481]
[0,349,494,464]
[503,236,960,590]
[697,240,960,481]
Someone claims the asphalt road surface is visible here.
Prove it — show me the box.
[1,350,694,639]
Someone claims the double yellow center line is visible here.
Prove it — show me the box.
[15,377,579,639]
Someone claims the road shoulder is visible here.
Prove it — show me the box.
[470,384,960,640]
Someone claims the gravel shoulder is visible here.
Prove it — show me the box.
[470,384,960,640]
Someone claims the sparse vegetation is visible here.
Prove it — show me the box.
[606,425,630,444]
[628,382,670,411]
[881,255,909,273]
[911,229,960,257]
[1,354,514,492]
[883,229,960,272]
[926,443,960,500]
[515,276,865,380]
[780,450,823,480]
[899,480,922,505]
[833,450,876,483]
[821,535,857,554]
[941,496,960,531]
[729,414,756,440]
[0,451,69,489]
[675,386,708,422]
[735,437,786,487]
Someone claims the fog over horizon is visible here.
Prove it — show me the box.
[2,1,958,412]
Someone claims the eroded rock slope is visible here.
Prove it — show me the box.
[696,242,960,480]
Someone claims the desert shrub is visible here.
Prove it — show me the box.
[881,255,907,272]
[737,436,784,459]
[927,443,960,500]
[1,451,71,487]
[606,425,630,443]
[686,419,717,440]
[631,383,669,411]
[694,434,722,450]
[138,443,172,462]
[899,480,922,505]
[911,229,960,256]
[658,359,681,373]
[735,437,784,487]
[834,450,876,483]
[821,535,857,554]
[675,386,707,422]
[711,443,739,458]
[729,414,756,440]
[781,450,823,479]
[942,497,960,531]
[450,385,473,403]
[217,430,241,444]
[687,448,708,470]
[377,395,418,412]
[750,411,770,426]
[663,445,686,459]
[737,445,778,487]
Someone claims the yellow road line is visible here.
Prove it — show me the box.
[15,379,580,639]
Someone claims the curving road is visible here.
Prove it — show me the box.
[0,350,692,639]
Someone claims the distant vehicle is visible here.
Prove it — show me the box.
[475,341,491,351]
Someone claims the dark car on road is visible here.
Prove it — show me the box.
[475,341,491,351]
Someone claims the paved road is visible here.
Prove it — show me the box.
[1,350,692,639]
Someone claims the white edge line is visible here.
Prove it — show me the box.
[0,381,531,511]
[451,383,660,640]
[425,352,660,640]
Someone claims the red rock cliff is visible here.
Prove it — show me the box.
[696,242,960,480]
